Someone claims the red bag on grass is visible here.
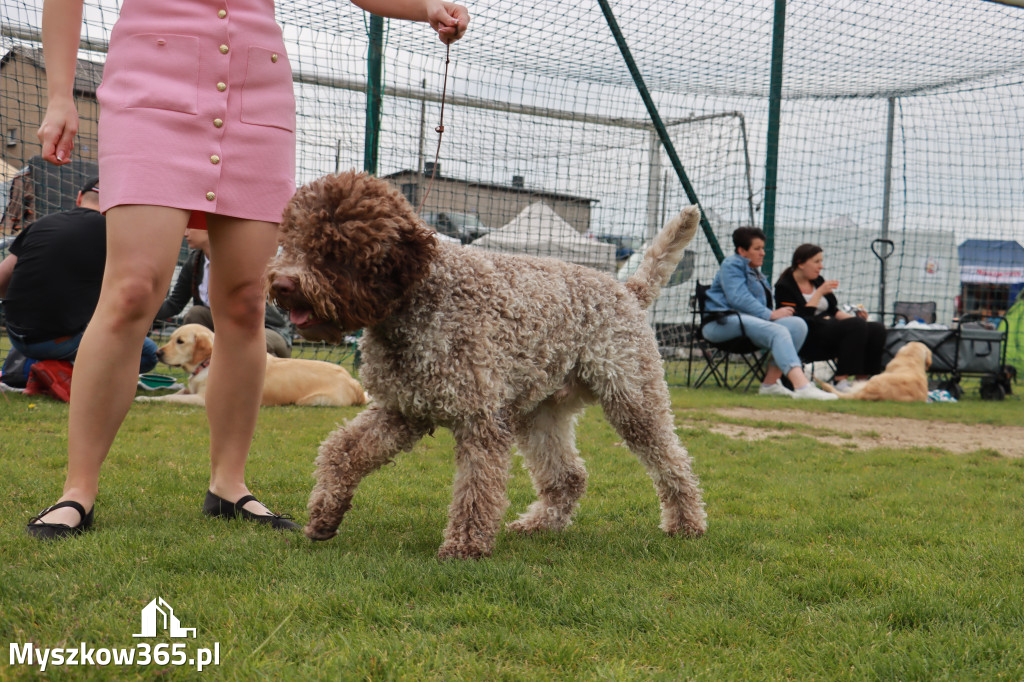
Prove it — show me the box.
[24,360,74,402]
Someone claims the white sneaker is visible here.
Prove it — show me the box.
[759,382,794,397]
[792,384,839,401]
[832,378,854,393]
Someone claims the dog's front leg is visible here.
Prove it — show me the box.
[437,418,513,560]
[306,405,427,541]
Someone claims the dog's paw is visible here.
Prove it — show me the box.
[507,502,574,534]
[505,518,543,535]
[303,523,338,542]
[436,542,490,561]
[661,514,707,538]
[135,396,156,402]
[507,514,569,534]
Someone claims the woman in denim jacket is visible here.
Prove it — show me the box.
[703,227,836,400]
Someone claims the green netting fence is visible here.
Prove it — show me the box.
[3,0,1023,383]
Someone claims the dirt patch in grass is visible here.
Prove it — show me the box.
[704,408,1024,457]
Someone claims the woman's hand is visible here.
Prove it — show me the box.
[770,307,794,321]
[428,1,469,43]
[816,279,840,296]
[37,95,79,165]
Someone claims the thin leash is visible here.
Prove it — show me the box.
[415,42,451,215]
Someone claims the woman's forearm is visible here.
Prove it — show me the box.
[41,0,84,101]
[349,0,436,23]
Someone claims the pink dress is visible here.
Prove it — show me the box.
[96,0,296,223]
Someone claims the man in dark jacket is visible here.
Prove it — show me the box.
[155,224,293,358]
[0,177,157,374]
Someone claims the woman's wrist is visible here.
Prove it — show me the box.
[45,93,76,110]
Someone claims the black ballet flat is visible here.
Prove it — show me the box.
[202,491,299,531]
[27,500,94,540]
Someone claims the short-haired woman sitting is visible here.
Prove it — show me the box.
[703,227,837,400]
[774,243,886,392]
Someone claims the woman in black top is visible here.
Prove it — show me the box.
[774,244,886,390]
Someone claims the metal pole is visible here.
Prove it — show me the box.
[762,0,787,280]
[596,0,725,263]
[363,15,384,175]
[879,96,896,319]
[417,78,427,173]
[737,114,757,229]
[646,130,662,241]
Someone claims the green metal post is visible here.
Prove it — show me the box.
[364,15,384,175]
[762,0,787,279]
[596,0,724,263]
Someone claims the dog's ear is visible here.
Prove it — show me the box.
[191,331,214,366]
[924,347,932,369]
[281,171,438,330]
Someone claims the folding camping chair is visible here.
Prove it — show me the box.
[687,282,768,390]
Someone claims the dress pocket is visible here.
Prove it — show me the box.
[101,34,200,115]
[240,46,296,132]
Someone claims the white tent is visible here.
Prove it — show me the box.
[1,159,21,183]
[471,202,616,273]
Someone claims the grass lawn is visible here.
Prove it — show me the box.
[1,384,1022,680]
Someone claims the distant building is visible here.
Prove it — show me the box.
[0,45,103,173]
[384,164,597,234]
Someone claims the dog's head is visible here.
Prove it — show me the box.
[895,341,932,370]
[156,324,214,373]
[267,171,438,344]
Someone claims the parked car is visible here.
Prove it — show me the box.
[421,211,491,244]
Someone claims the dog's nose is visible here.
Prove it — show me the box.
[270,276,296,299]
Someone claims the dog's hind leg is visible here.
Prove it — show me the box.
[507,396,589,534]
[437,417,514,560]
[590,369,707,538]
[305,404,427,541]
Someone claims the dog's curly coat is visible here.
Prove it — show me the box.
[267,171,707,559]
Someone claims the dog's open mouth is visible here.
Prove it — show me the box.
[281,305,346,344]
[288,307,322,329]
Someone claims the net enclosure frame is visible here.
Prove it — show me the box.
[3,0,1024,382]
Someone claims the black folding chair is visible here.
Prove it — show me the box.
[687,282,768,390]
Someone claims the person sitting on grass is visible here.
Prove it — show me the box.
[702,227,837,401]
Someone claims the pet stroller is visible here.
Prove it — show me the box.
[883,315,1010,400]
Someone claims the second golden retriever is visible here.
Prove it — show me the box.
[137,324,367,407]
[818,341,932,402]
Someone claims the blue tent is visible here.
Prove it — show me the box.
[958,239,1024,284]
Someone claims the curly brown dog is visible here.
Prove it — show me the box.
[267,171,706,559]
[818,340,932,401]
[137,323,366,407]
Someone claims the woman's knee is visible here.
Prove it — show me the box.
[100,274,166,322]
[212,282,267,331]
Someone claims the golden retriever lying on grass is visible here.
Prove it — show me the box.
[818,341,932,402]
[137,324,367,407]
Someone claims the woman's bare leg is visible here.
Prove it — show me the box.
[786,366,811,390]
[763,365,783,385]
[33,205,189,527]
[203,215,280,515]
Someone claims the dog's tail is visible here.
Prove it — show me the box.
[814,379,854,399]
[625,206,701,310]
